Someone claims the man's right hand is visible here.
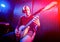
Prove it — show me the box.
[15,28,20,38]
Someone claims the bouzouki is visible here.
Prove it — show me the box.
[18,1,57,38]
[19,8,44,38]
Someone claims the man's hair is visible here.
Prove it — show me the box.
[22,5,30,13]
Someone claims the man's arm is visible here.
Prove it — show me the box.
[15,16,23,38]
[16,17,22,29]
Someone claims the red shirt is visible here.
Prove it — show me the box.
[17,15,37,32]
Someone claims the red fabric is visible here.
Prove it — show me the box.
[20,15,33,25]
[18,15,36,32]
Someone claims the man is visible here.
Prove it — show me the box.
[1,5,40,42]
[15,5,40,42]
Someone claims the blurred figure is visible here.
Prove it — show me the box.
[1,5,40,42]
[15,5,40,42]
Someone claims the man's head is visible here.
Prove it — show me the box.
[22,5,31,16]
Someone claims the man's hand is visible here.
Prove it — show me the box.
[33,16,40,26]
[15,28,20,38]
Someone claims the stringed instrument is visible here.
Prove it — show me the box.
[18,1,57,38]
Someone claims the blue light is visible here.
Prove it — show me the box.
[0,1,10,13]
[1,4,5,7]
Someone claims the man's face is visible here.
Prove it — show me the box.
[23,6,31,16]
[25,6,30,16]
[25,6,30,13]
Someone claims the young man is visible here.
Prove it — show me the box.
[15,5,40,42]
[1,5,40,42]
